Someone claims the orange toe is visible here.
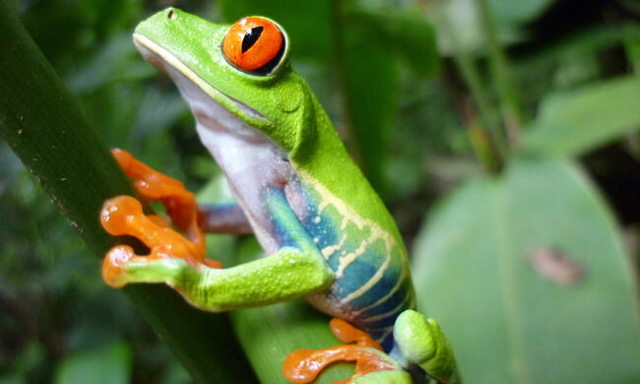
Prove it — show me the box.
[330,318,382,350]
[102,245,135,288]
[283,344,397,384]
[203,258,223,269]
[100,195,144,236]
[283,320,399,384]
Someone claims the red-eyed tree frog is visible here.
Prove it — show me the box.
[100,8,457,383]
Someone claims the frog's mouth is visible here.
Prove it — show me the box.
[133,33,270,127]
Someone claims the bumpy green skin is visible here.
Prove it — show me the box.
[121,8,456,382]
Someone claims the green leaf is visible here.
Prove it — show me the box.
[55,341,131,384]
[342,25,399,194]
[413,158,640,383]
[523,76,640,156]
[347,7,440,76]
[0,3,254,382]
[220,0,333,59]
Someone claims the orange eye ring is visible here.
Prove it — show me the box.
[223,17,287,75]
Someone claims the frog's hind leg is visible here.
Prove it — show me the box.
[101,178,334,313]
[283,319,404,384]
[283,313,457,384]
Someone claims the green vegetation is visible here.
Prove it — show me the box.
[1,0,639,382]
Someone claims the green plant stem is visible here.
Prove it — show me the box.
[0,2,254,382]
[454,52,506,172]
[430,0,505,172]
[476,0,524,148]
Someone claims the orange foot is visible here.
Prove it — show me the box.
[101,149,221,288]
[283,319,407,384]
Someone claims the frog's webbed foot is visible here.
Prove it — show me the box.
[283,312,458,384]
[102,149,221,288]
[283,319,408,384]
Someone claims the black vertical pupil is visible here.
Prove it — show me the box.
[242,26,264,53]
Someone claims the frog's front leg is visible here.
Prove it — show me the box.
[102,154,334,310]
[103,196,334,310]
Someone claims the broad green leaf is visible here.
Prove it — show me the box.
[220,0,332,59]
[523,76,640,156]
[55,341,131,384]
[413,158,640,383]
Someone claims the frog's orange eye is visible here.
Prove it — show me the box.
[223,17,287,76]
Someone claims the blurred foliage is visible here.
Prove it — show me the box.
[1,0,640,383]
[415,158,640,382]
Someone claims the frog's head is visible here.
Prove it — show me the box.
[133,8,317,158]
